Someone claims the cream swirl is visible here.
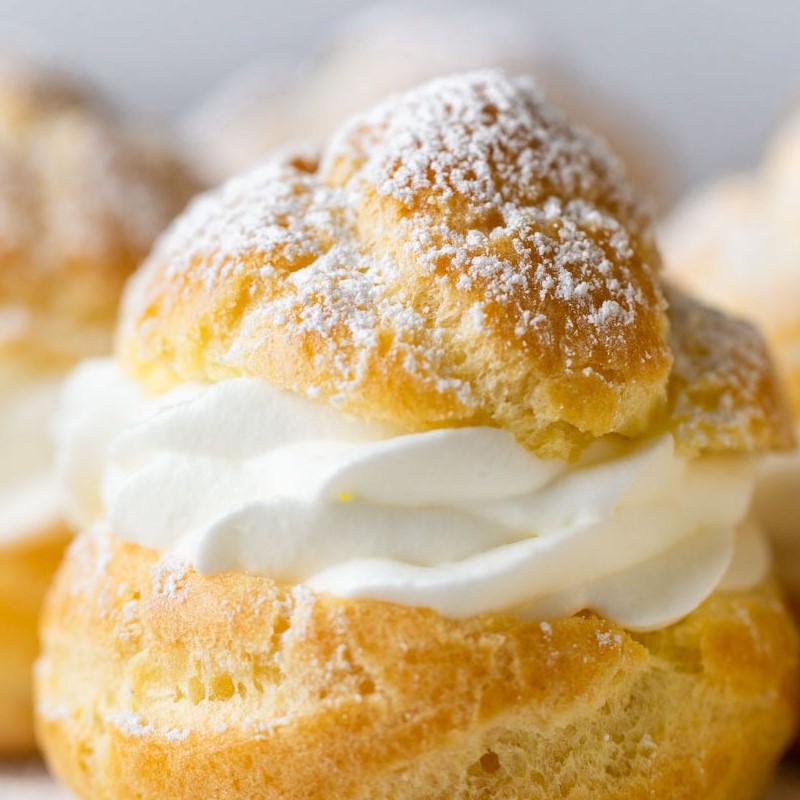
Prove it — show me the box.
[0,360,63,544]
[56,359,766,630]
[754,430,800,590]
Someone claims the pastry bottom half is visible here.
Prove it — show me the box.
[0,520,71,755]
[36,529,799,800]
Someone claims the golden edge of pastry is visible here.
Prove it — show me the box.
[37,529,799,800]
[117,71,793,460]
[0,520,71,754]
[664,285,795,456]
[0,57,201,363]
[118,70,673,460]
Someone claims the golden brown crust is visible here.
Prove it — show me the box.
[0,55,201,366]
[0,520,70,755]
[118,71,794,461]
[37,529,799,799]
[119,71,672,459]
[664,285,796,456]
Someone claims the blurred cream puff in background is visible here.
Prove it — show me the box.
[0,49,201,754]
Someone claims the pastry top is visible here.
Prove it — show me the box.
[0,54,200,366]
[663,109,800,416]
[665,285,794,455]
[120,70,791,460]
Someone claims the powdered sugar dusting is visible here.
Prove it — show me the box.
[151,553,191,600]
[329,73,640,215]
[667,286,792,454]
[128,70,665,437]
[282,583,318,643]
[105,711,190,743]
[327,72,659,370]
[595,629,623,648]
[67,523,113,598]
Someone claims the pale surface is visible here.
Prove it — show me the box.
[1,0,799,191]
[0,763,73,798]
[0,761,798,799]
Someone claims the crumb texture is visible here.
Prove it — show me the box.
[37,529,799,800]
[665,285,795,455]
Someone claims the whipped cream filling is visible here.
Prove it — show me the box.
[0,361,63,545]
[754,429,800,590]
[57,359,767,630]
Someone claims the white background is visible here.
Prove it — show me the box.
[1,0,800,194]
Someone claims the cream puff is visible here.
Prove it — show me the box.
[663,108,800,612]
[0,53,200,754]
[37,71,797,799]
[185,1,677,208]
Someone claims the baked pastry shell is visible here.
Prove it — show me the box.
[36,529,799,799]
[0,520,70,754]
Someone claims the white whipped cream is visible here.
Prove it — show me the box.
[56,359,767,630]
[0,361,63,545]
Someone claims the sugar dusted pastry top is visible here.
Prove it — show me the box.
[666,285,793,455]
[123,71,675,459]
[0,54,200,365]
[122,71,790,460]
